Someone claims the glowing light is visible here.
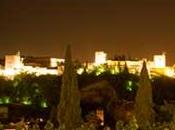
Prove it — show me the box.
[39,118,44,122]
[4,69,16,76]
[165,68,174,77]
[96,109,104,126]
[22,100,32,105]
[95,51,107,65]
[5,52,23,70]
[50,58,64,67]
[95,65,105,76]
[3,97,11,104]
[110,68,116,75]
[41,100,48,108]
[126,81,133,92]
[110,66,119,75]
[22,97,32,105]
[154,53,166,68]
[77,68,84,75]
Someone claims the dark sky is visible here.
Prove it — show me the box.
[0,0,175,65]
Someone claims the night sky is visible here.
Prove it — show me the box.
[0,0,175,65]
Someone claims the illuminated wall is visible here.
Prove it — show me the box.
[95,51,107,65]
[1,51,174,78]
[50,58,64,67]
[5,52,23,70]
[154,53,166,68]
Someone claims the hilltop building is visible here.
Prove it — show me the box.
[1,52,64,78]
[0,51,174,78]
[91,51,174,77]
[154,53,166,68]
[95,51,107,65]
[5,51,23,70]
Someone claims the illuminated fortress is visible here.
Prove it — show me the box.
[0,51,174,78]
[93,51,174,77]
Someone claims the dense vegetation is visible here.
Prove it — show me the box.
[1,60,175,130]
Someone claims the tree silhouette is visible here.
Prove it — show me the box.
[135,61,154,129]
[57,44,82,129]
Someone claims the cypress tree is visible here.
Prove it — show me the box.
[57,44,82,130]
[135,61,154,129]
